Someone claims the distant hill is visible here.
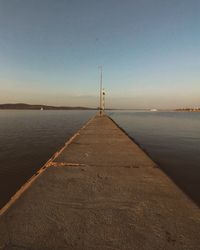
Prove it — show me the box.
[0,103,96,110]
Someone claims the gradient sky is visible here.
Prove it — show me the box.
[0,0,200,108]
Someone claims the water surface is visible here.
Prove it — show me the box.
[109,111,200,206]
[1,110,200,209]
[0,110,95,208]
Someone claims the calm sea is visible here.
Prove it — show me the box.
[109,111,200,206]
[0,110,96,208]
[0,110,200,208]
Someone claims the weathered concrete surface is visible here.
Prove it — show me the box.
[0,114,200,250]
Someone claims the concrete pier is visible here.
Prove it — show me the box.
[0,114,200,250]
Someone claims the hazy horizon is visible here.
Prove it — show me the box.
[0,0,200,109]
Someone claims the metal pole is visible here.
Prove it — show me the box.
[102,88,105,113]
[99,66,103,116]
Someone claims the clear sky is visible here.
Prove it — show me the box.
[0,0,199,108]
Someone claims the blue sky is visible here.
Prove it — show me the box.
[0,0,199,108]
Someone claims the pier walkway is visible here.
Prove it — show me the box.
[0,114,200,249]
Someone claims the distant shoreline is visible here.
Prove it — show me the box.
[0,103,199,112]
[0,103,97,110]
[175,109,200,112]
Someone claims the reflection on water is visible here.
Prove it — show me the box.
[0,110,95,208]
[109,111,200,206]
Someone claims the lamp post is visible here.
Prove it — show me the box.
[99,66,103,116]
[102,88,105,112]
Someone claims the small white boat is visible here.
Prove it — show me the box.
[150,109,158,112]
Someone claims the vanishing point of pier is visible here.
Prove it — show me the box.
[0,114,200,249]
